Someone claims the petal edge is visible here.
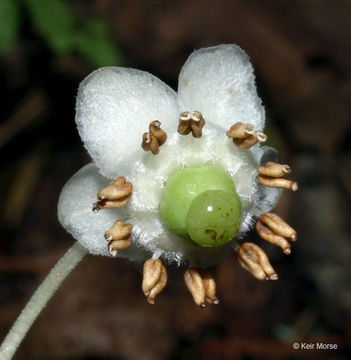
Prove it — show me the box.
[58,163,147,261]
[178,44,265,131]
[76,67,178,179]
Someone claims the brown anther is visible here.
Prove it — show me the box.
[256,221,291,255]
[226,122,255,139]
[257,161,298,191]
[227,122,267,149]
[259,213,297,241]
[233,135,259,149]
[177,110,205,138]
[236,242,278,281]
[93,176,132,212]
[201,270,219,305]
[177,111,191,135]
[184,267,219,308]
[142,259,167,304]
[258,162,292,177]
[104,221,132,257]
[141,120,167,155]
[149,120,167,146]
[258,175,298,191]
[141,132,159,154]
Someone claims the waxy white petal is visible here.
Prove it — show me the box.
[178,44,265,131]
[76,67,178,179]
[58,163,146,261]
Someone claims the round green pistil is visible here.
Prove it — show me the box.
[159,166,242,247]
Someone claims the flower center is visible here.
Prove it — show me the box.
[159,165,242,247]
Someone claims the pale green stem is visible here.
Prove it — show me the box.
[0,242,88,360]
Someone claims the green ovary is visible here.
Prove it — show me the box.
[159,166,242,247]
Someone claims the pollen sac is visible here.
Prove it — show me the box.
[257,161,298,191]
[104,221,132,257]
[226,122,254,138]
[236,242,278,281]
[257,162,291,177]
[256,221,291,255]
[184,267,219,308]
[258,176,298,191]
[141,120,167,155]
[259,212,297,241]
[177,110,205,138]
[93,176,132,212]
[142,259,168,304]
[226,122,267,149]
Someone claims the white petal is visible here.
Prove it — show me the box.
[178,44,265,131]
[76,67,178,179]
[58,163,147,261]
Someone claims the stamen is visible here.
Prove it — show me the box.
[259,213,297,241]
[201,270,220,305]
[227,122,267,149]
[142,259,167,304]
[104,221,132,257]
[149,120,167,145]
[236,242,278,281]
[177,110,205,138]
[141,120,167,155]
[257,161,298,191]
[177,111,192,135]
[93,176,132,212]
[233,135,259,149]
[256,221,291,255]
[258,162,292,177]
[258,175,298,191]
[190,111,201,122]
[142,132,159,154]
[184,268,206,308]
[184,267,219,308]
[108,239,132,257]
[226,122,254,138]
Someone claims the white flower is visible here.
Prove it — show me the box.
[57,44,297,306]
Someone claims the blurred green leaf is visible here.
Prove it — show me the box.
[25,0,74,54]
[75,19,122,67]
[0,0,21,54]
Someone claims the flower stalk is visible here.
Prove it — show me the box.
[0,242,88,360]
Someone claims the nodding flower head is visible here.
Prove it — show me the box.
[58,44,298,307]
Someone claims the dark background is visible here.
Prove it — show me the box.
[0,0,350,359]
